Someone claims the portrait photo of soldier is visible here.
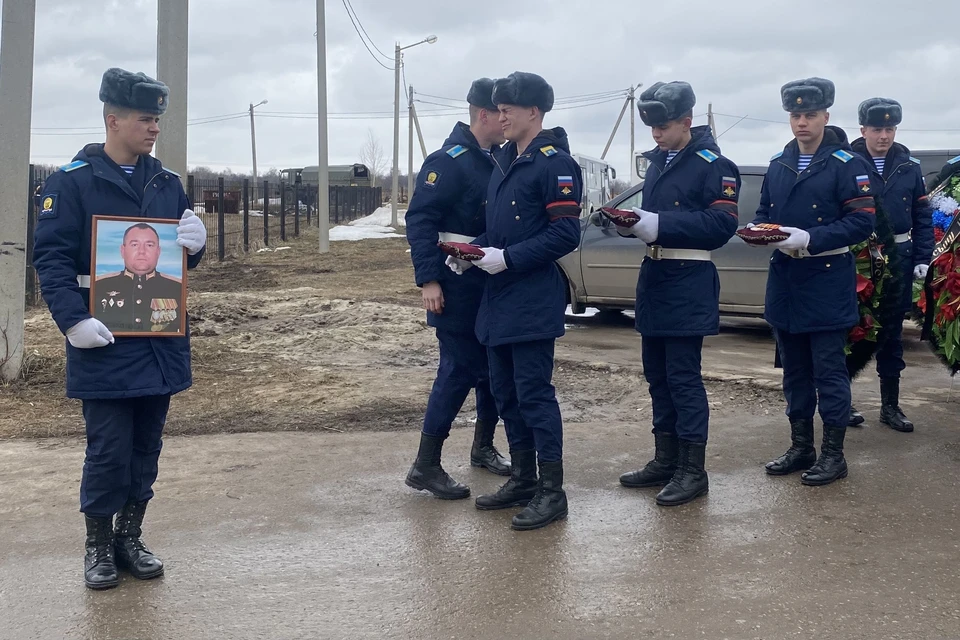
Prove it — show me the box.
[90,216,186,336]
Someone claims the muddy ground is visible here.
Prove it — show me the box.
[1,227,782,440]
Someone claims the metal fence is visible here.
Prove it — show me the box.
[24,165,383,305]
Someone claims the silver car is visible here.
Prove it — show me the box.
[558,150,959,316]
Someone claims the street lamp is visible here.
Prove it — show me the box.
[249,99,268,183]
[391,35,437,227]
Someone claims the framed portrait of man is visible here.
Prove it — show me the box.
[90,215,187,337]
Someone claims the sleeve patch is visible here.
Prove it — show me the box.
[721,176,737,198]
[557,175,575,196]
[540,145,557,157]
[855,174,872,194]
[423,170,441,188]
[832,150,854,163]
[696,149,719,163]
[446,145,467,158]
[39,193,58,219]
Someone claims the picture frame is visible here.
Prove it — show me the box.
[89,215,187,337]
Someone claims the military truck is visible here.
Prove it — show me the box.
[278,163,374,208]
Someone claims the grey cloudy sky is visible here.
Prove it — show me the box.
[16,0,960,179]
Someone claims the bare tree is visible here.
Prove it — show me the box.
[609,179,631,198]
[359,129,388,187]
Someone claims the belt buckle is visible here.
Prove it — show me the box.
[648,245,663,260]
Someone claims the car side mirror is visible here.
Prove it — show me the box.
[589,211,610,228]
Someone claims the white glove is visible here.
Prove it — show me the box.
[472,247,508,275]
[770,226,811,251]
[628,207,659,244]
[914,264,929,279]
[445,255,472,275]
[176,209,206,255]
[66,318,114,349]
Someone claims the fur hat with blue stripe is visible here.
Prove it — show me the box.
[99,68,170,115]
[467,78,497,112]
[636,81,696,127]
[781,77,835,112]
[492,72,554,113]
[858,97,902,127]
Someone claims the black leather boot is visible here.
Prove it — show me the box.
[656,440,708,506]
[801,425,848,486]
[115,500,164,580]
[511,460,568,531]
[405,433,470,499]
[470,420,511,476]
[475,449,537,510]
[619,432,679,488]
[84,515,119,590]
[765,418,817,476]
[879,378,914,433]
[848,406,865,427]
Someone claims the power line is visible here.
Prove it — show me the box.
[343,0,392,60]
[712,111,960,133]
[341,0,392,70]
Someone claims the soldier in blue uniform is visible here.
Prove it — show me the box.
[848,98,933,432]
[448,72,582,530]
[607,81,740,506]
[753,78,876,486]
[32,68,206,590]
[404,78,510,500]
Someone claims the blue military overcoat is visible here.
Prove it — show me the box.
[632,126,740,337]
[33,144,203,400]
[851,139,934,311]
[753,126,877,333]
[473,127,582,347]
[405,122,494,334]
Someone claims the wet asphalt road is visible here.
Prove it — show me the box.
[1,318,959,639]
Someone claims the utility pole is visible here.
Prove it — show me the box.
[390,35,437,228]
[155,0,188,182]
[391,43,402,228]
[316,0,330,252]
[0,0,36,381]
[629,84,636,182]
[249,100,267,183]
[412,101,427,160]
[708,102,717,137]
[407,85,415,208]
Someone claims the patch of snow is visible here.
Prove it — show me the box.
[330,224,404,241]
[565,305,600,317]
[349,206,408,228]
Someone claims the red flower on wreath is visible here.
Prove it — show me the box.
[935,228,945,243]
[918,291,928,314]
[946,272,960,297]
[861,314,875,330]
[856,274,875,302]
[849,326,868,343]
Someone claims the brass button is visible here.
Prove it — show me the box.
[812,204,817,209]
[511,200,516,205]
[515,215,520,221]
[903,197,908,201]
[817,217,822,222]
[135,318,142,323]
[825,263,831,268]
[674,201,680,206]
[137,284,142,289]
[136,299,142,304]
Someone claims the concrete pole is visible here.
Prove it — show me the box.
[317,0,330,253]
[0,0,36,381]
[407,85,415,209]
[390,44,402,227]
[629,85,635,181]
[249,103,259,183]
[412,103,427,160]
[155,0,189,182]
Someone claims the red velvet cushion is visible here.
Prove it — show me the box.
[735,224,790,245]
[438,241,486,261]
